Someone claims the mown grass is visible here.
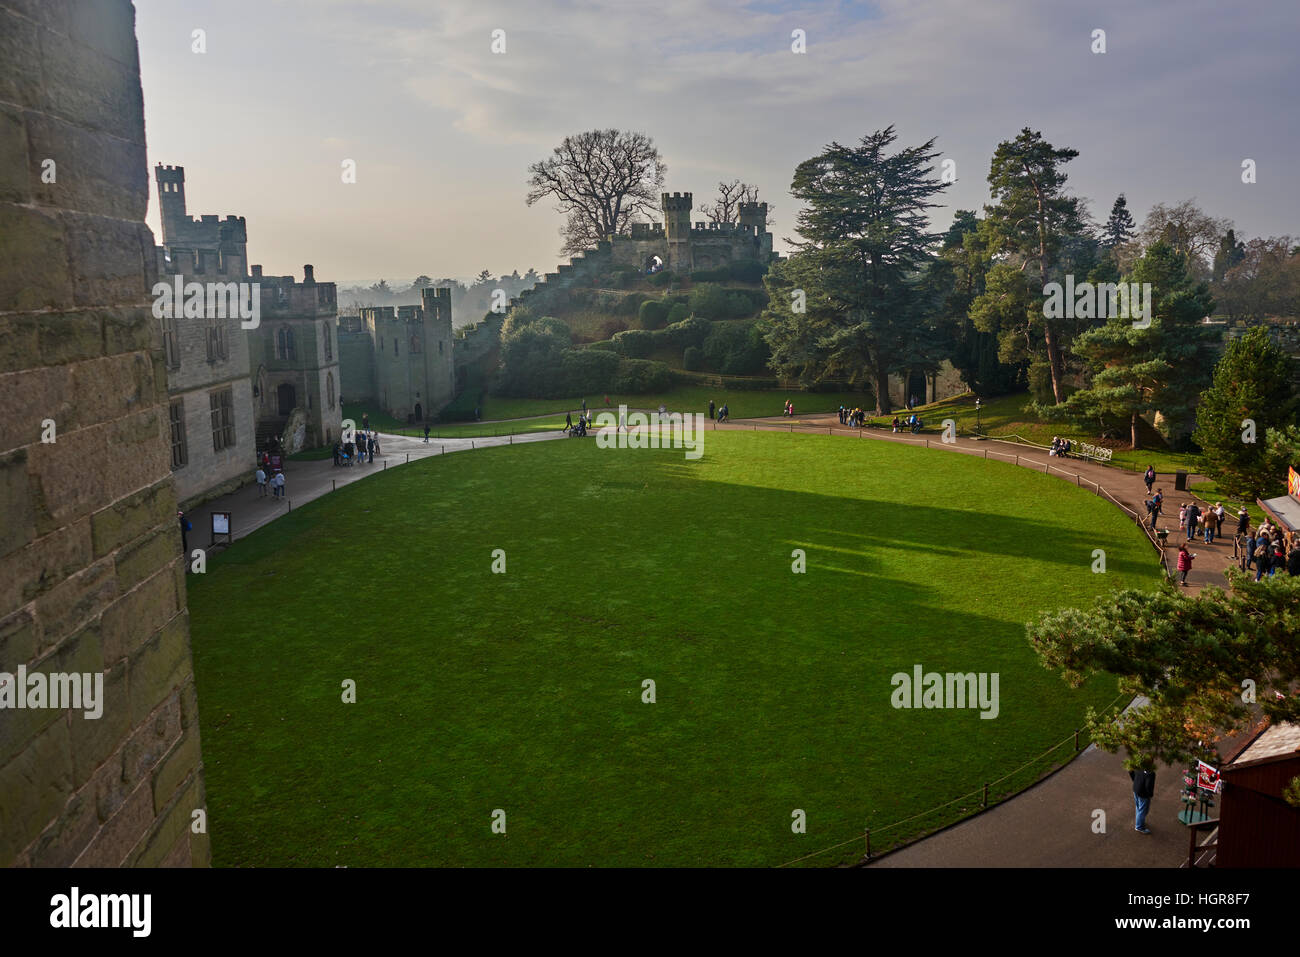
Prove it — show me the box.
[188,431,1159,866]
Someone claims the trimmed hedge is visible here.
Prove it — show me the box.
[639,299,670,329]
[611,328,655,358]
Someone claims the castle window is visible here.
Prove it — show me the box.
[161,314,180,369]
[210,387,236,452]
[276,326,296,361]
[327,372,336,410]
[323,322,333,360]
[169,399,187,470]
[206,320,227,362]
[394,338,399,357]
[439,340,443,355]
[410,335,421,354]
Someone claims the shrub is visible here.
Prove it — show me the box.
[666,302,690,325]
[559,348,620,395]
[688,283,732,320]
[663,316,711,349]
[682,346,705,371]
[613,359,673,393]
[620,292,645,315]
[647,270,674,287]
[639,299,670,330]
[703,322,770,375]
[611,328,655,358]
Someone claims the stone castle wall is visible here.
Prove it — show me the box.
[0,0,209,867]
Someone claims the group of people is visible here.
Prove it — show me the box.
[254,459,286,499]
[839,406,868,427]
[891,414,922,433]
[782,400,796,416]
[564,410,593,436]
[1049,436,1074,457]
[706,399,730,423]
[332,431,379,466]
[1141,466,1300,584]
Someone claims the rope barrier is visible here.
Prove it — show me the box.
[776,691,1131,867]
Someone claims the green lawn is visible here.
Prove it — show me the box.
[188,431,1159,866]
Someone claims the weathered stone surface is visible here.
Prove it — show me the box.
[27,407,169,532]
[37,24,144,141]
[90,478,174,560]
[0,606,38,672]
[0,313,41,375]
[31,556,116,645]
[0,8,45,110]
[0,203,73,312]
[115,523,180,593]
[0,103,29,205]
[24,109,147,220]
[0,365,75,460]
[62,211,151,308]
[128,772,198,867]
[151,722,198,815]
[0,720,73,867]
[28,787,97,868]
[0,449,36,560]
[68,658,127,788]
[101,305,155,358]
[101,565,181,665]
[127,614,191,726]
[0,517,92,615]
[74,776,151,867]
[38,308,102,366]
[67,0,139,71]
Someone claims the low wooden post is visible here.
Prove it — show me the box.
[406,453,409,464]
[865,828,872,860]
[332,480,336,491]
[1074,729,1080,751]
[982,783,989,807]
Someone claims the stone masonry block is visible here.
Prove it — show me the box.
[62,211,151,308]
[0,448,36,560]
[0,103,30,205]
[0,517,92,617]
[91,477,176,561]
[0,719,73,868]
[101,566,181,667]
[37,25,145,142]
[25,109,147,221]
[126,613,191,727]
[0,203,74,312]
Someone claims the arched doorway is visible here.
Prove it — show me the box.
[906,371,927,407]
[277,383,296,416]
[414,402,423,422]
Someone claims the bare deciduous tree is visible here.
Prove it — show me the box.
[698,179,769,224]
[1139,199,1232,276]
[526,129,666,257]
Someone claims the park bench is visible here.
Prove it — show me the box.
[1071,442,1113,464]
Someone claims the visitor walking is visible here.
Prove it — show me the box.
[1213,503,1225,539]
[178,510,190,556]
[1143,465,1156,495]
[1130,765,1156,834]
[708,399,715,421]
[423,424,430,443]
[271,470,285,499]
[256,465,268,496]
[1176,544,1195,586]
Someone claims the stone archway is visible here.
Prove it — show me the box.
[414,402,423,422]
[277,383,296,416]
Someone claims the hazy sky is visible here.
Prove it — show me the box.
[137,0,1299,285]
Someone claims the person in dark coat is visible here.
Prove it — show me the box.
[1130,766,1156,833]
[178,510,191,557]
[1143,465,1156,495]
[708,399,715,421]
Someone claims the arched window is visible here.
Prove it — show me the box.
[278,326,296,361]
[327,372,336,409]
[322,321,333,360]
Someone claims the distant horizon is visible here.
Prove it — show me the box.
[138,0,1299,280]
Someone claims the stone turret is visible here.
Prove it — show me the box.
[662,191,693,272]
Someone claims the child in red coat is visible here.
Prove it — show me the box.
[1176,544,1195,585]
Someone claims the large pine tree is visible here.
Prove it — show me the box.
[979,129,1085,404]
[1064,241,1217,449]
[1192,325,1299,498]
[762,126,948,413]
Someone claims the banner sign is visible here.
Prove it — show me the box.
[1196,759,1221,793]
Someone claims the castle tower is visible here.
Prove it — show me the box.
[662,191,693,272]
[738,201,767,233]
[155,164,187,245]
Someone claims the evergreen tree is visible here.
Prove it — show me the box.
[1211,229,1246,284]
[1102,194,1136,249]
[1063,241,1217,448]
[762,126,948,413]
[1027,571,1300,768]
[1192,326,1299,498]
[980,128,1085,403]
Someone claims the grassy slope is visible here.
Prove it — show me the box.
[189,431,1158,867]
[887,392,1198,473]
